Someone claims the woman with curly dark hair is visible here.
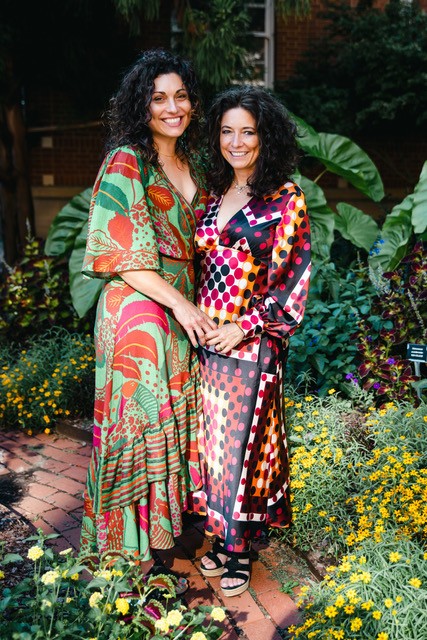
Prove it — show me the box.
[189,87,311,596]
[79,50,215,592]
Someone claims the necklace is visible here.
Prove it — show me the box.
[233,179,249,194]
[158,151,177,158]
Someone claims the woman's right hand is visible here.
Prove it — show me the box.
[172,298,217,347]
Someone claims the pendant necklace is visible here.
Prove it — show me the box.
[233,179,249,194]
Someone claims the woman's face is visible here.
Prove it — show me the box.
[219,107,259,176]
[148,73,192,143]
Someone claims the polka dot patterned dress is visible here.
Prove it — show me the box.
[188,181,311,552]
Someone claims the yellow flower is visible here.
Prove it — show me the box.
[335,596,345,608]
[0,570,4,580]
[373,611,382,620]
[89,592,103,608]
[328,389,336,395]
[41,599,52,608]
[361,600,373,611]
[115,598,129,615]
[43,416,50,424]
[344,605,355,614]
[166,610,184,626]
[360,571,371,584]
[190,633,208,640]
[409,578,421,588]
[359,556,367,564]
[389,552,401,562]
[384,599,393,608]
[339,561,352,572]
[27,429,32,436]
[350,618,363,632]
[155,618,170,633]
[305,396,313,402]
[66,597,73,604]
[377,634,388,640]
[59,548,73,556]
[211,607,226,622]
[41,570,60,585]
[396,596,402,603]
[27,546,44,561]
[70,573,78,580]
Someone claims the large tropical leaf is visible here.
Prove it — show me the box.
[368,195,413,272]
[335,203,380,253]
[69,220,103,318]
[294,174,335,259]
[45,188,92,258]
[291,114,384,202]
[412,161,427,234]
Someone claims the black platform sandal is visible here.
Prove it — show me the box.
[220,550,251,597]
[200,538,229,577]
[144,560,189,596]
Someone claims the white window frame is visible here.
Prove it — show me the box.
[247,0,275,88]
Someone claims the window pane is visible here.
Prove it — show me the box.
[248,7,266,33]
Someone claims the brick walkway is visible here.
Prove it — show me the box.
[0,429,305,640]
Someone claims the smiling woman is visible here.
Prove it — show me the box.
[78,50,215,593]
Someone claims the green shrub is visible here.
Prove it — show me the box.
[0,530,226,640]
[0,328,95,433]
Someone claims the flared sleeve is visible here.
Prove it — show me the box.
[82,147,160,279]
[236,188,311,339]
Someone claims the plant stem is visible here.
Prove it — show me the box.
[314,168,328,183]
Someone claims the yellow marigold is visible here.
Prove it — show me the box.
[166,610,183,626]
[384,599,393,608]
[361,600,374,610]
[359,556,367,565]
[344,605,355,614]
[373,611,382,620]
[43,416,50,424]
[66,597,73,604]
[324,606,338,618]
[350,618,363,632]
[89,592,103,608]
[190,633,208,640]
[396,596,402,603]
[377,634,388,640]
[335,596,345,608]
[41,570,60,585]
[409,578,422,588]
[328,389,336,395]
[339,561,352,572]
[70,573,78,580]
[305,396,313,402]
[389,552,401,562]
[360,572,371,584]
[115,598,129,615]
[27,546,44,561]
[0,570,4,580]
[155,618,170,633]
[211,607,226,622]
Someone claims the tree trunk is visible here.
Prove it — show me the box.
[0,100,35,266]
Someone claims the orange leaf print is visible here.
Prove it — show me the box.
[105,289,123,314]
[122,380,138,398]
[108,214,134,250]
[146,185,175,212]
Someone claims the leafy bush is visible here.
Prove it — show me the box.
[0,530,226,640]
[292,536,427,640]
[280,0,427,137]
[355,240,427,403]
[0,231,93,344]
[287,261,377,395]
[0,328,95,433]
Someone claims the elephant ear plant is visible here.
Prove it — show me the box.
[45,188,103,318]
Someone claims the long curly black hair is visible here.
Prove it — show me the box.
[207,87,300,198]
[105,49,201,163]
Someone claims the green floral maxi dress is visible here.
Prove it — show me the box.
[79,146,207,561]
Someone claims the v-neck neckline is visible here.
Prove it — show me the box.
[215,194,255,235]
[158,160,199,209]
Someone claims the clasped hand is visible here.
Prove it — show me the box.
[204,322,244,355]
[172,299,217,347]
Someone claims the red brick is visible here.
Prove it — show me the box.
[41,459,72,473]
[16,495,53,518]
[250,561,281,594]
[46,492,83,511]
[219,585,264,625]
[28,483,58,500]
[61,466,89,482]
[47,438,86,452]
[32,518,56,535]
[15,450,44,465]
[4,457,32,473]
[241,618,283,640]
[185,574,221,609]
[156,547,199,577]
[42,508,80,531]
[257,590,301,628]
[0,465,9,476]
[61,526,83,550]
[48,476,85,496]
[37,445,89,467]
[33,469,58,485]
[77,445,92,456]
[216,618,240,640]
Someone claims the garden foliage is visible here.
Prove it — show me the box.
[0,329,95,433]
[283,389,427,639]
[0,530,225,639]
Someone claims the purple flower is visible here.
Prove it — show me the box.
[346,373,354,380]
[387,358,395,365]
[351,378,359,386]
[373,382,380,389]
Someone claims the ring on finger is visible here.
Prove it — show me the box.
[217,345,223,351]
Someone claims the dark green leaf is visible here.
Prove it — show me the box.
[335,203,379,252]
[45,188,92,258]
[69,220,103,318]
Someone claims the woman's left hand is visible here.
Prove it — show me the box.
[205,323,244,354]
